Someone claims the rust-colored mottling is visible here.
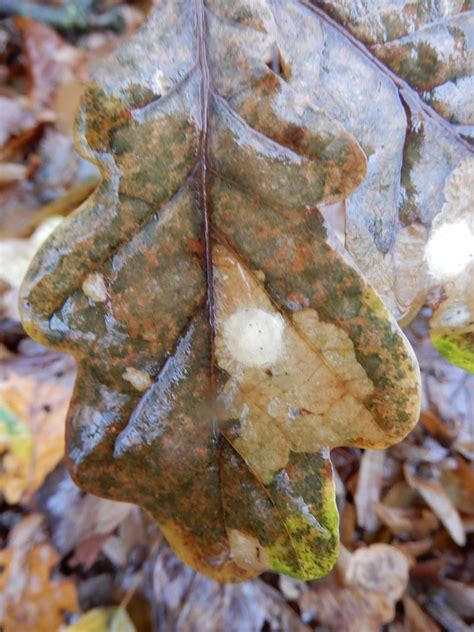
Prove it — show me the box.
[20,0,421,582]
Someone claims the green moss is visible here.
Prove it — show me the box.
[266,506,339,580]
[397,42,441,91]
[432,332,474,374]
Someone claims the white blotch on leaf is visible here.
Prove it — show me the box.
[82,272,107,303]
[122,367,152,391]
[426,157,474,280]
[223,308,285,368]
[426,220,474,280]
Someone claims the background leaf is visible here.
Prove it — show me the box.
[0,514,78,632]
[308,1,473,371]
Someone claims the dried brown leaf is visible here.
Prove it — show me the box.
[14,17,75,107]
[340,501,357,547]
[0,218,63,319]
[402,595,441,632]
[66,606,137,632]
[404,461,466,546]
[343,544,410,612]
[0,347,74,503]
[440,579,474,619]
[374,503,439,539]
[407,321,474,459]
[302,543,411,629]
[153,537,311,632]
[394,538,434,561]
[0,514,78,632]
[44,473,133,558]
[299,586,385,632]
[440,456,474,516]
[420,410,457,444]
[0,96,37,150]
[423,591,472,632]
[354,449,385,532]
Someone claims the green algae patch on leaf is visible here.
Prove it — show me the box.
[20,0,420,582]
[431,333,474,375]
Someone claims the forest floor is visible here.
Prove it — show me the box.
[0,2,473,631]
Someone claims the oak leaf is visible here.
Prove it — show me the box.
[20,0,420,581]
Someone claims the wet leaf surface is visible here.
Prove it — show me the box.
[20,0,421,581]
[0,295,472,630]
[314,1,472,127]
[308,1,474,368]
[426,157,474,372]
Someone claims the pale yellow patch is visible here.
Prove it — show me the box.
[82,272,107,303]
[228,529,269,572]
[292,309,374,399]
[122,367,152,392]
[213,245,379,482]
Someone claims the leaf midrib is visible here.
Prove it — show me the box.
[196,0,217,408]
[194,2,313,573]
